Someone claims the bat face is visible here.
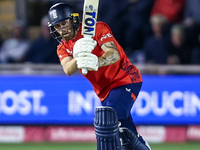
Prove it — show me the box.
[82,0,99,37]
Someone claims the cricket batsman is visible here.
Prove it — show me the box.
[48,2,151,150]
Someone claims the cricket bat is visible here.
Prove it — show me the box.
[81,0,99,75]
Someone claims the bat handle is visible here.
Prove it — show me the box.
[81,36,91,75]
[82,68,88,75]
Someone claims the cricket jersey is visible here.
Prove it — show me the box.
[57,22,143,101]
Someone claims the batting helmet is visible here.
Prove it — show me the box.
[48,2,80,42]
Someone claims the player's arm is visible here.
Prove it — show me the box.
[99,41,120,67]
[61,56,78,76]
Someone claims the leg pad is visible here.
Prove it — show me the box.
[94,106,121,150]
[119,127,151,150]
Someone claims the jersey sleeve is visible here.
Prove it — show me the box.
[95,22,117,46]
[56,42,73,62]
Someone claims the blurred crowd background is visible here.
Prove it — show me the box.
[0,0,200,65]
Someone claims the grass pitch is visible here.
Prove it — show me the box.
[0,142,199,150]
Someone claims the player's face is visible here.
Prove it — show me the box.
[54,19,75,41]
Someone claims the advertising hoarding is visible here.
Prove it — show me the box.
[0,75,200,125]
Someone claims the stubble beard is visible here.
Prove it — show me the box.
[62,29,73,41]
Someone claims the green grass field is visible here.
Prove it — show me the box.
[0,142,199,150]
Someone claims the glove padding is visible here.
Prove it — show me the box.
[73,37,97,58]
[75,53,99,71]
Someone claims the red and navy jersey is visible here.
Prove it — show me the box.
[57,22,142,101]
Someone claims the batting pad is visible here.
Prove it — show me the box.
[119,127,151,150]
[94,106,121,150]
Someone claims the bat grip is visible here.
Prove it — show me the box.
[82,68,88,75]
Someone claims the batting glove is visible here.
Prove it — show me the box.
[75,53,99,71]
[73,37,97,58]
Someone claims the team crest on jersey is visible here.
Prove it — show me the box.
[101,33,113,41]
[66,49,73,54]
[52,10,58,19]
